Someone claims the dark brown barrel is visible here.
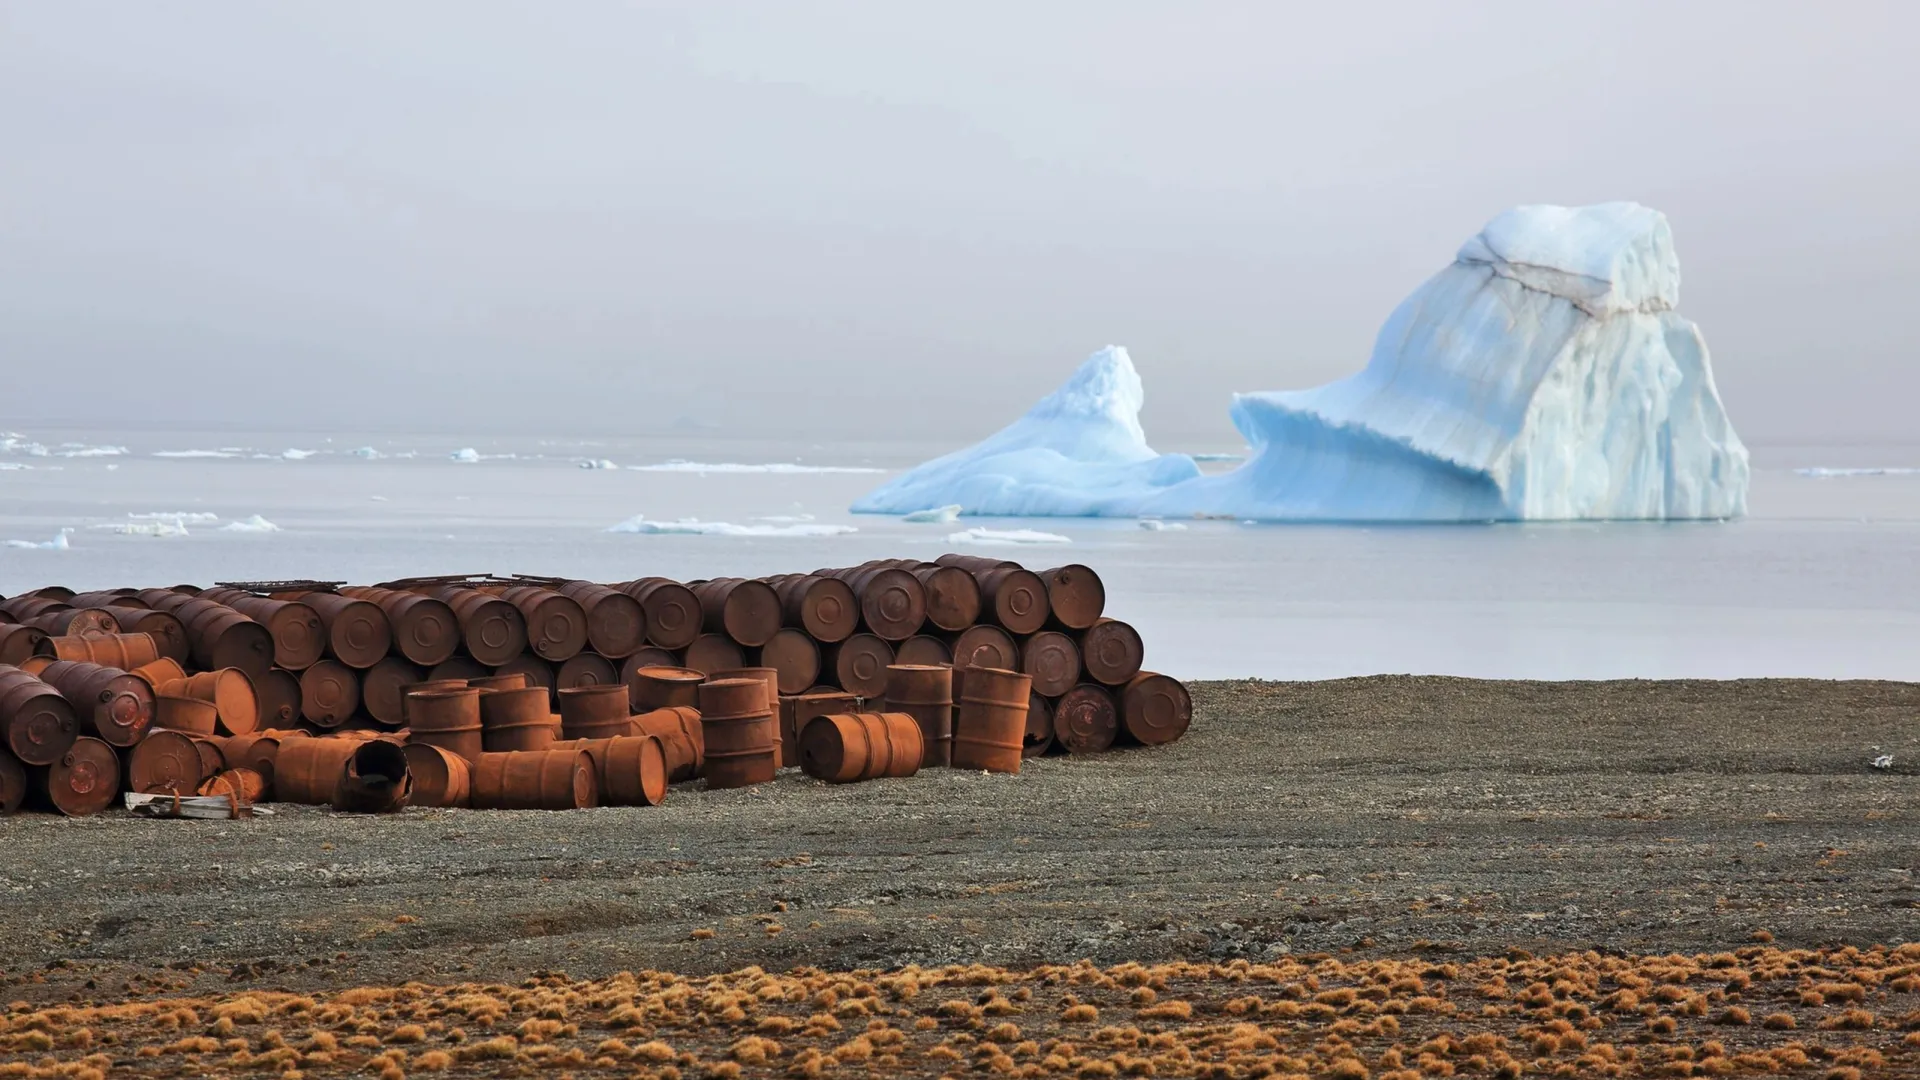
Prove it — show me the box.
[557,734,668,807]
[152,694,218,736]
[555,652,619,695]
[495,585,588,662]
[408,688,484,761]
[628,666,704,712]
[1040,564,1105,631]
[710,666,783,768]
[954,666,1031,773]
[692,578,782,647]
[217,730,305,793]
[0,624,52,666]
[558,684,632,741]
[398,678,469,724]
[112,610,190,665]
[32,737,119,816]
[161,596,276,677]
[635,705,704,782]
[335,739,411,813]
[895,635,952,668]
[0,748,22,815]
[697,677,775,788]
[977,566,1049,635]
[467,673,526,692]
[1020,631,1082,698]
[616,578,701,650]
[298,592,393,669]
[422,585,527,667]
[934,553,1019,574]
[129,657,187,687]
[1023,691,1054,757]
[470,749,597,810]
[951,624,1018,673]
[272,737,359,804]
[846,566,927,641]
[756,629,820,696]
[299,660,360,728]
[557,581,647,658]
[360,657,424,727]
[798,712,922,784]
[479,687,559,753]
[167,669,259,736]
[36,659,152,747]
[427,655,490,683]
[402,742,471,808]
[201,590,326,671]
[492,654,554,702]
[883,664,951,768]
[683,633,746,676]
[818,634,890,700]
[1053,683,1119,754]
[1080,617,1145,686]
[912,565,982,632]
[26,607,122,638]
[1120,672,1191,746]
[51,632,159,670]
[199,767,267,804]
[0,665,79,765]
[61,589,143,609]
[339,587,458,666]
[128,729,214,794]
[0,595,75,623]
[767,574,859,643]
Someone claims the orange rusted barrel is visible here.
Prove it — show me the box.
[884,664,953,767]
[163,669,258,736]
[201,590,326,671]
[683,633,745,676]
[295,591,392,669]
[624,646,680,672]
[272,737,359,803]
[698,677,775,788]
[0,665,79,766]
[128,729,215,794]
[50,632,160,669]
[1020,631,1082,698]
[467,673,526,692]
[153,694,218,736]
[256,667,303,728]
[636,705,704,782]
[690,578,782,648]
[556,581,648,659]
[766,574,859,644]
[786,690,856,762]
[359,658,423,727]
[627,664,703,712]
[420,585,527,667]
[558,683,632,741]
[149,596,275,677]
[470,749,597,810]
[951,624,1018,674]
[397,678,469,724]
[480,686,558,752]
[1023,691,1054,757]
[1120,672,1191,746]
[614,578,701,650]
[299,660,360,728]
[555,651,618,695]
[339,586,458,666]
[216,730,305,795]
[492,654,554,702]
[0,748,22,815]
[408,687,484,761]
[24,607,121,638]
[557,734,668,806]
[0,624,53,666]
[895,635,952,668]
[710,666,782,767]
[16,656,51,676]
[758,629,820,696]
[798,712,922,784]
[31,737,119,816]
[823,634,894,699]
[427,656,488,682]
[1053,683,1119,754]
[954,665,1031,773]
[494,585,589,662]
[402,742,471,808]
[198,767,267,804]
[114,609,189,665]
[1080,618,1144,686]
[1039,564,1105,631]
[336,740,411,813]
[36,659,152,747]
[130,657,187,688]
[911,565,982,633]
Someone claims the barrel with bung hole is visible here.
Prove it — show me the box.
[407,687,484,760]
[557,683,632,741]
[32,737,119,817]
[766,574,858,643]
[1023,691,1054,757]
[1019,631,1081,698]
[0,665,78,766]
[615,578,701,650]
[950,624,1018,674]
[757,629,820,696]
[335,739,411,813]
[635,705,704,782]
[1053,682,1119,754]
[0,624,52,666]
[495,585,589,662]
[798,711,922,784]
[164,668,258,736]
[822,634,894,699]
[114,609,189,665]
[198,767,267,804]
[910,564,981,633]
[200,590,325,671]
[883,664,952,768]
[128,729,215,794]
[682,633,745,676]
[25,607,120,638]
[1079,618,1145,686]
[272,737,360,804]
[421,585,527,667]
[697,677,775,788]
[709,667,783,767]
[953,666,1030,773]
[692,578,781,647]
[339,586,458,667]
[556,581,648,659]
[50,632,159,669]
[841,565,927,642]
[162,597,274,677]
[153,694,218,736]
[1119,672,1192,746]
[1039,564,1104,630]
[299,660,360,728]
[480,686,559,752]
[289,591,392,669]
[628,666,704,712]
[402,742,471,808]
[36,659,152,746]
[0,749,24,815]
[556,734,668,806]
[470,748,597,810]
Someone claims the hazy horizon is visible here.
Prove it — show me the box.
[3,2,1916,446]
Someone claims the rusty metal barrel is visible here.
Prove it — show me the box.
[339,586,458,666]
[360,658,425,727]
[628,665,704,712]
[407,687,484,760]
[1053,683,1119,754]
[153,694,219,736]
[296,591,394,669]
[911,564,982,633]
[691,578,782,648]
[428,656,488,683]
[142,593,275,676]
[951,624,1019,674]
[0,623,52,666]
[697,677,776,788]
[1020,631,1082,698]
[113,609,189,665]
[336,739,411,813]
[24,607,122,638]
[163,669,258,736]
[272,737,360,804]
[765,574,859,643]
[1039,564,1105,631]
[683,633,745,676]
[555,651,619,696]
[398,678,469,723]
[402,742,471,808]
[636,705,704,782]
[895,635,952,668]
[0,595,72,622]
[199,767,267,804]
[36,659,152,747]
[0,748,22,815]
[249,666,295,728]
[556,734,668,807]
[201,590,326,671]
[823,634,894,699]
[494,585,589,662]
[50,632,160,669]
[798,711,922,784]
[479,686,559,752]
[470,749,597,810]
[492,655,554,701]
[826,565,927,642]
[785,690,856,763]
[954,666,1031,773]
[31,737,119,817]
[1023,691,1054,757]
[129,657,186,687]
[299,660,360,728]
[215,730,306,794]
[0,665,79,766]
[557,684,632,741]
[613,578,701,650]
[1119,672,1191,746]
[757,628,821,696]
[1079,617,1145,686]
[419,585,527,667]
[977,566,1049,635]
[128,729,215,794]
[555,581,647,658]
[883,664,952,768]
[710,666,783,768]
[933,553,1017,574]
[467,673,526,692]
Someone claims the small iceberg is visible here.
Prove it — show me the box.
[1,436,50,457]
[129,511,220,524]
[90,520,190,537]
[1138,519,1188,531]
[1795,467,1920,478]
[946,527,1072,546]
[4,529,71,551]
[350,446,384,459]
[449,448,481,463]
[281,448,318,460]
[607,515,857,538]
[154,449,243,459]
[579,459,619,470]
[903,505,963,524]
[220,515,282,533]
[629,460,886,475]
[0,462,29,471]
[57,445,129,458]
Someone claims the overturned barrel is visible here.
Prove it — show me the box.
[1120,672,1192,746]
[1053,683,1120,755]
[0,665,79,766]
[113,609,190,665]
[50,632,159,670]
[163,668,258,736]
[614,578,701,650]
[402,742,472,808]
[697,677,775,788]
[31,737,119,817]
[215,730,306,796]
[954,666,1030,773]
[798,711,922,784]
[36,659,152,747]
[635,705,704,783]
[153,694,218,736]
[557,734,668,807]
[336,739,411,813]
[271,737,359,804]
[199,767,267,805]
[470,749,597,810]
[883,664,952,768]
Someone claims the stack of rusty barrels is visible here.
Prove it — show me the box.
[0,557,1188,816]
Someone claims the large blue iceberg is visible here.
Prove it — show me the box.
[855,202,1749,522]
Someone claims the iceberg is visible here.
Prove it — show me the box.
[947,527,1073,546]
[854,203,1749,522]
[607,515,857,538]
[4,529,71,550]
[220,515,282,533]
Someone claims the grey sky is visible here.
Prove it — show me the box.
[2,1,1914,446]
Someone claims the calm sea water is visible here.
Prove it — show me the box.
[3,428,1917,681]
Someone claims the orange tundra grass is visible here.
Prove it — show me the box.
[2,945,1917,1078]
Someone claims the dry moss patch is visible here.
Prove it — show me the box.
[3,946,1918,1078]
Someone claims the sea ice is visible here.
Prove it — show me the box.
[57,444,129,458]
[1138,519,1188,531]
[606,515,857,538]
[4,529,71,550]
[579,459,619,470]
[90,520,189,537]
[350,446,384,459]
[280,448,317,460]
[903,505,963,524]
[1796,467,1920,478]
[220,515,282,533]
[153,449,242,458]
[0,463,29,471]
[129,512,220,524]
[449,448,481,463]
[946,527,1073,546]
[630,460,886,475]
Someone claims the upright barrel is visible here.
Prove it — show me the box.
[558,684,632,741]
[627,666,704,712]
[697,678,775,788]
[408,687,485,761]
[480,686,558,752]
[953,666,1030,773]
[883,664,952,768]
[709,667,782,767]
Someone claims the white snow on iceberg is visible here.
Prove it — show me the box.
[607,515,857,538]
[854,203,1749,522]
[5,529,71,550]
[220,515,283,533]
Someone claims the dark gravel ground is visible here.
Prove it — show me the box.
[2,677,1915,1002]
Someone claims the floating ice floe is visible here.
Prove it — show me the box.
[57,444,129,458]
[1137,519,1188,531]
[153,449,243,459]
[0,462,29,471]
[1796,467,1920,478]
[449,448,481,463]
[629,460,886,475]
[903,505,962,524]
[128,511,220,524]
[90,520,190,537]
[281,449,317,460]
[607,515,857,538]
[1,436,50,457]
[350,446,384,459]
[579,459,619,470]
[946,527,1072,546]
[4,529,71,550]
[220,515,282,533]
